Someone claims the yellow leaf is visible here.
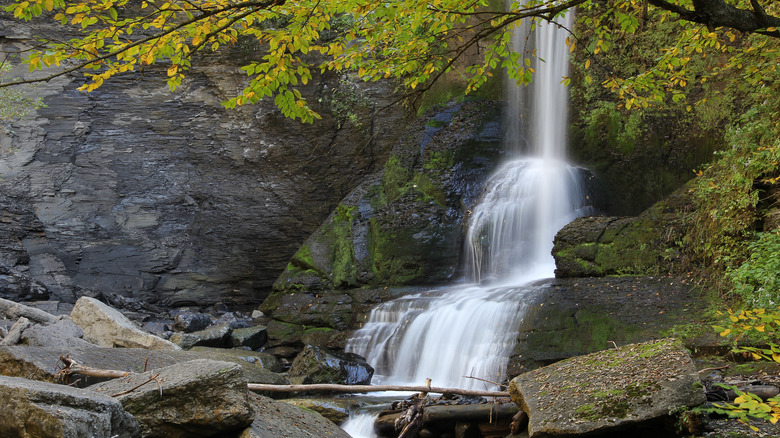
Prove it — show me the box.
[585,59,591,69]
[719,328,731,336]
[756,325,765,332]
[772,353,780,363]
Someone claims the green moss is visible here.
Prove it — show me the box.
[576,403,598,421]
[422,150,455,173]
[594,389,627,399]
[382,155,413,203]
[323,204,358,288]
[411,173,446,206]
[368,217,425,285]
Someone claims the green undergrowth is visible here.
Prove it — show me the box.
[684,98,780,306]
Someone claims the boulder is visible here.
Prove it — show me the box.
[169,323,232,349]
[0,316,30,346]
[187,346,286,381]
[288,345,373,385]
[172,311,212,333]
[266,100,504,299]
[0,375,140,438]
[239,393,352,438]
[281,398,353,424]
[20,315,96,348]
[509,338,707,437]
[70,297,180,350]
[230,325,268,350]
[89,359,253,438]
[0,345,192,384]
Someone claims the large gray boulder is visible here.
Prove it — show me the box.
[20,315,96,348]
[169,323,232,349]
[186,346,286,383]
[509,338,707,437]
[0,375,140,438]
[89,359,253,438]
[239,393,352,438]
[230,325,268,350]
[0,345,191,384]
[70,297,180,350]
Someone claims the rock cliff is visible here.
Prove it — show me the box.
[0,16,410,307]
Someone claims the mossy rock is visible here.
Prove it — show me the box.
[510,339,707,437]
[552,185,692,278]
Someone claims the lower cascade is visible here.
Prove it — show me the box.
[341,10,593,437]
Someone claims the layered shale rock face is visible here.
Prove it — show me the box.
[0,17,410,307]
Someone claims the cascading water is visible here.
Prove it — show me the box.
[342,8,593,437]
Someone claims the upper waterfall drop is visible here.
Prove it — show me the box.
[464,11,590,284]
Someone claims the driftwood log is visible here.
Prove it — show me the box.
[375,402,519,436]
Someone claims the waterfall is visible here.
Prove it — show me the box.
[342,9,592,438]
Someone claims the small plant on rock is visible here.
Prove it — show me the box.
[706,385,780,430]
[713,307,780,363]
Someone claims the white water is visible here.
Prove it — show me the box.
[342,10,588,438]
[341,412,381,437]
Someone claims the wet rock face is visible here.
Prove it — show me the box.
[507,276,713,376]
[288,344,374,385]
[0,18,410,307]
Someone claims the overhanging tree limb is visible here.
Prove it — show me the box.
[648,0,780,37]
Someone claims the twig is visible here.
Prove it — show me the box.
[464,375,507,389]
[698,364,730,373]
[110,372,161,397]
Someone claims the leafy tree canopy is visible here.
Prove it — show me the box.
[1,0,779,121]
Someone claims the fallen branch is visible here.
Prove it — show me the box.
[56,355,131,384]
[53,356,511,397]
[247,383,509,397]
